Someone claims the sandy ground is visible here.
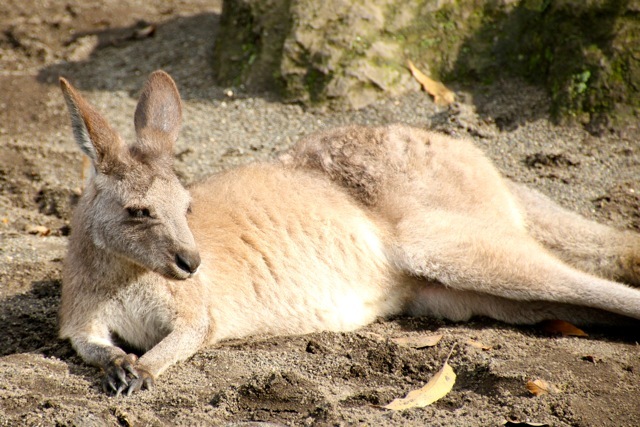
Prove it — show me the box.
[1,1,639,426]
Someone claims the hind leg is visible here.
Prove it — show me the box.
[393,211,640,322]
[507,181,640,286]
[406,282,639,327]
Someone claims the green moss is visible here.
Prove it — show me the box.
[214,0,638,124]
[304,68,332,103]
[443,0,639,127]
[213,0,292,93]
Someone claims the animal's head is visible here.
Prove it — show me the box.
[60,71,200,280]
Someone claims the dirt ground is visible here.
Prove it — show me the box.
[1,1,640,426]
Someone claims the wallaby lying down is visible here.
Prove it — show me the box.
[59,70,640,396]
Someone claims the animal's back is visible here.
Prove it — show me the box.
[187,163,413,341]
[282,124,525,229]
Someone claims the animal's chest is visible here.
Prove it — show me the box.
[104,282,174,351]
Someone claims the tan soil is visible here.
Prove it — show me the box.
[1,1,639,426]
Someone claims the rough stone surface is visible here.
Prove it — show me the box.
[481,0,640,132]
[213,0,640,126]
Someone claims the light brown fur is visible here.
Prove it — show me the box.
[59,71,640,396]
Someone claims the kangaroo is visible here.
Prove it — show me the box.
[59,70,640,396]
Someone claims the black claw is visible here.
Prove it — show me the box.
[102,354,154,396]
[103,376,118,394]
[144,377,154,390]
[124,364,139,379]
[116,367,128,385]
[115,382,128,397]
[126,378,143,396]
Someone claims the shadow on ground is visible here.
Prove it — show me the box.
[37,13,226,101]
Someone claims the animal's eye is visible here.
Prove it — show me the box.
[127,207,151,219]
[186,204,193,215]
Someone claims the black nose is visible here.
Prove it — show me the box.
[175,250,201,274]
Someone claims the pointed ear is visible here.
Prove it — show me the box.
[59,77,127,175]
[133,70,183,156]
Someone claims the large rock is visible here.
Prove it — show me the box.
[213,0,428,109]
[213,0,640,126]
[481,0,640,130]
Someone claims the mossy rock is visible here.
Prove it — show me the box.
[479,0,640,130]
[212,0,292,93]
[214,0,424,109]
[213,0,640,126]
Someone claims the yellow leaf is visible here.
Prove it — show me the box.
[540,320,588,337]
[25,224,51,236]
[466,339,492,350]
[503,421,549,427]
[384,362,456,410]
[407,59,455,106]
[392,334,443,349]
[526,379,559,396]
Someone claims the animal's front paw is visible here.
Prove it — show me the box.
[125,364,155,396]
[103,353,155,396]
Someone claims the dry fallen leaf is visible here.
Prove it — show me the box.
[407,59,455,106]
[384,360,456,410]
[466,339,492,350]
[26,224,51,236]
[392,334,443,349]
[503,421,549,427]
[133,24,156,40]
[357,331,385,342]
[540,320,588,337]
[526,379,559,396]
